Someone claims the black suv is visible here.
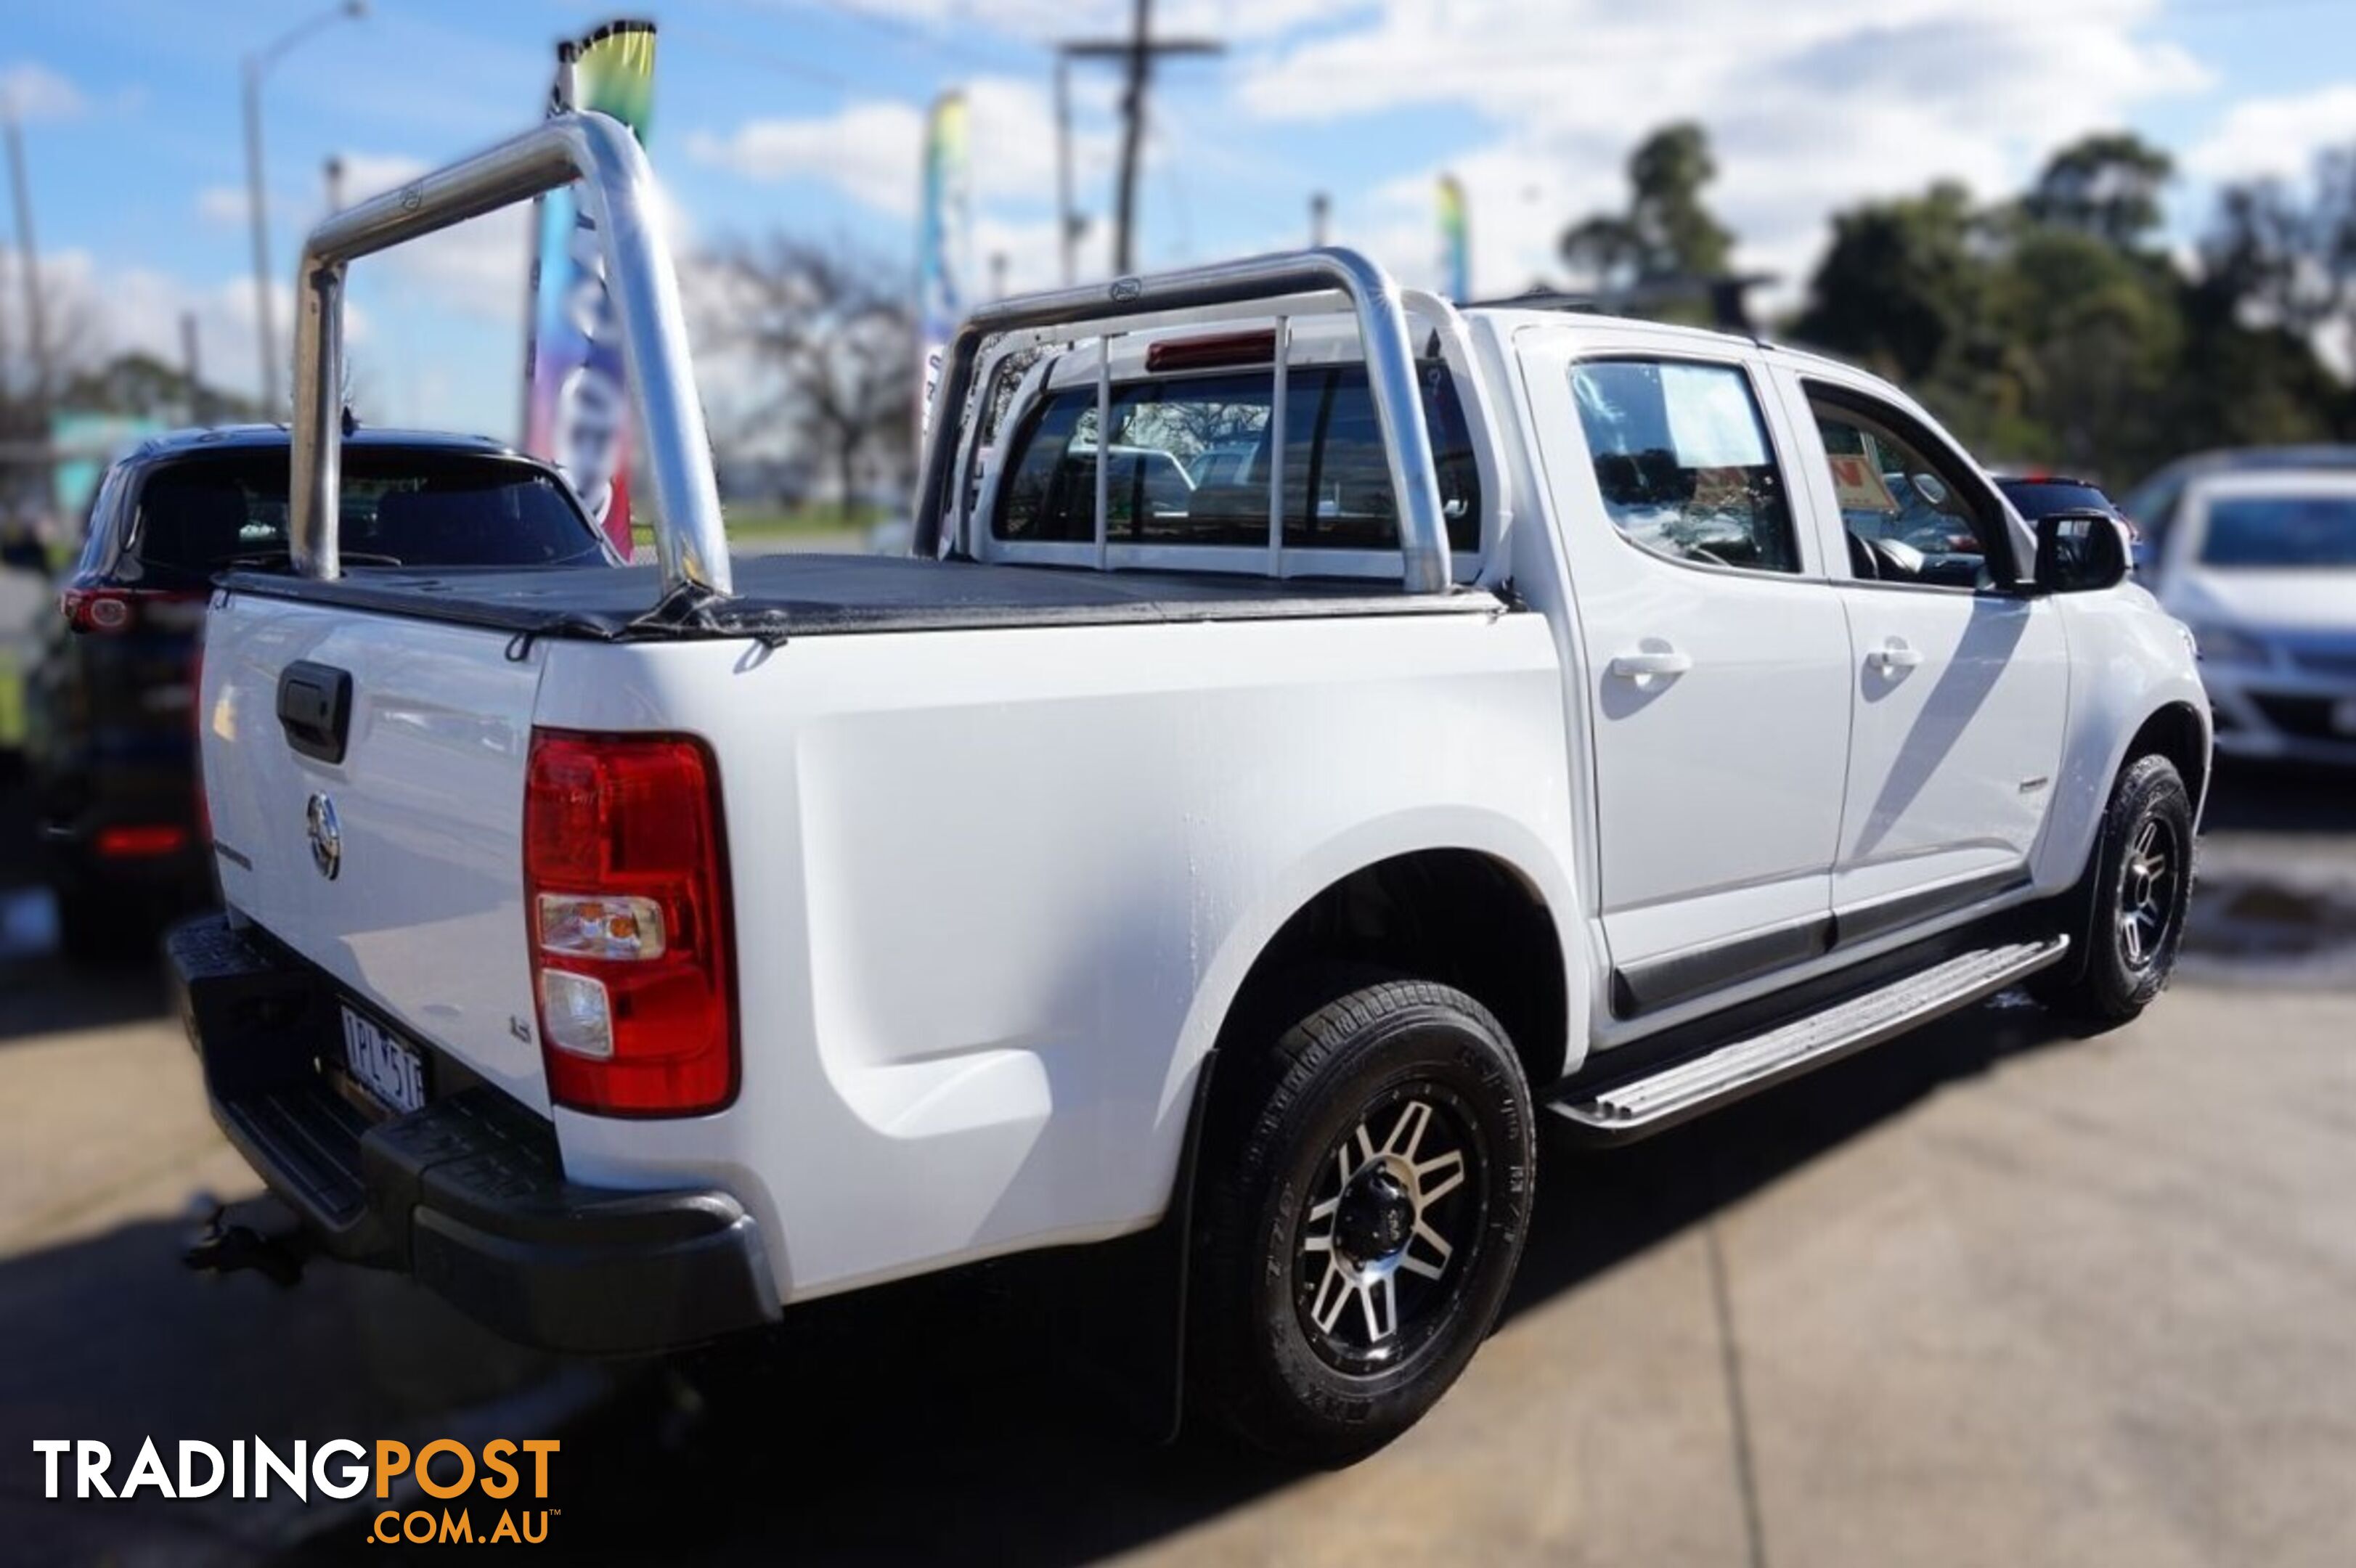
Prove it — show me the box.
[17,425,613,956]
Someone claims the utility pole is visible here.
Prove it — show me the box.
[182,311,211,426]
[324,154,346,216]
[1059,4,1220,277]
[1310,192,1330,248]
[4,108,54,521]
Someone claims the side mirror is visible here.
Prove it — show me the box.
[2034,510,2129,594]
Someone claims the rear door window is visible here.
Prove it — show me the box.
[1568,358,1799,573]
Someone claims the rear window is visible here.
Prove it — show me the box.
[992,363,1480,554]
[2201,494,2356,568]
[1997,480,2116,520]
[123,450,606,587]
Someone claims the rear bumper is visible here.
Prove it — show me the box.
[168,912,779,1355]
[30,748,208,901]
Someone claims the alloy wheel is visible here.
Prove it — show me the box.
[1293,1084,1488,1376]
[2118,812,2180,971]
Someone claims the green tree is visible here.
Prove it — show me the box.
[59,352,259,424]
[1793,125,2356,483]
[1559,121,1734,287]
[1993,226,2180,475]
[1626,123,1733,280]
[1792,181,1984,387]
[2021,132,2174,250]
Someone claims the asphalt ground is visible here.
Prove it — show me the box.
[1,763,2352,1566]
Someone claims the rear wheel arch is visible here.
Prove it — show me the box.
[1211,847,1571,1090]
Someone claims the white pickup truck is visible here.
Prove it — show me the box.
[174,111,2209,1461]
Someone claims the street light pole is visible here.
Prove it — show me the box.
[242,0,367,415]
[4,107,54,520]
[241,60,275,412]
[1054,52,1075,286]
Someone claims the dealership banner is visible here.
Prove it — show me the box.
[522,19,658,555]
[1438,173,1469,301]
[915,89,970,446]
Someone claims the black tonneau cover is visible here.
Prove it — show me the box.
[217,552,1501,642]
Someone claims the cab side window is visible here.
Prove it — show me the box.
[1569,359,1799,574]
[1807,390,2005,590]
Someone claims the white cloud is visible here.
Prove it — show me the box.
[333,152,433,205]
[1,62,84,122]
[0,244,372,414]
[688,75,1112,221]
[2185,84,2356,186]
[1233,0,2209,301]
[196,186,248,226]
[690,99,929,216]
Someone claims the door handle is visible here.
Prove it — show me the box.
[1607,648,1694,679]
[1867,638,1924,672]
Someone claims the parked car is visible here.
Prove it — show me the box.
[1996,473,2128,530]
[2121,444,2356,584]
[24,425,613,956]
[2151,467,2356,764]
[174,113,2209,1465]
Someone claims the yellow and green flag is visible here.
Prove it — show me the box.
[1438,173,1470,301]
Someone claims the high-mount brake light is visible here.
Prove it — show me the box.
[1145,330,1279,374]
[523,730,735,1116]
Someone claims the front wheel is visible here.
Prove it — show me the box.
[1191,976,1533,1463]
[2031,753,2194,1024]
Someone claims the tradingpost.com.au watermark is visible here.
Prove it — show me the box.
[32,1435,563,1545]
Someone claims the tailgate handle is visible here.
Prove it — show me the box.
[277,661,353,764]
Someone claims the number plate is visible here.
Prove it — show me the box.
[339,1005,426,1116]
[2333,699,2356,737]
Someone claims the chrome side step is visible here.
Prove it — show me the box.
[1549,937,2069,1143]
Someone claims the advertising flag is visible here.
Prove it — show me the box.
[522,20,657,555]
[1438,173,1470,302]
[916,91,970,445]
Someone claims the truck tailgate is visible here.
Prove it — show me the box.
[200,589,552,1112]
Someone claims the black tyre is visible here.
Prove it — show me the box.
[54,883,131,965]
[1191,975,1533,1463]
[2031,753,2194,1024]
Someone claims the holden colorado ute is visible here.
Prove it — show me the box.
[174,110,2208,1462]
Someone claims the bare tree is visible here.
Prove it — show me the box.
[706,236,918,515]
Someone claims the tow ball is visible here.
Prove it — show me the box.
[182,1201,309,1289]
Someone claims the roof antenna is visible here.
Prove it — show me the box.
[340,404,359,437]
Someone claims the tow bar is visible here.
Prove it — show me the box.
[183,1201,309,1289]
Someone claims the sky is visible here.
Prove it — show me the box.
[7,0,2356,446]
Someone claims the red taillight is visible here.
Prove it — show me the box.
[95,824,189,859]
[523,729,735,1116]
[59,584,202,635]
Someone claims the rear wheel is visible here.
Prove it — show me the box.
[1191,975,1533,1463]
[2031,753,2193,1024]
[54,883,132,965]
